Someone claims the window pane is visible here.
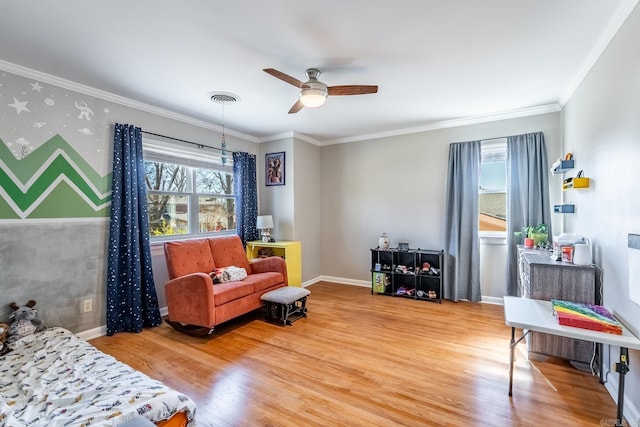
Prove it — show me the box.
[196,169,233,195]
[479,192,506,231]
[479,141,507,232]
[198,196,236,233]
[144,161,191,192]
[147,194,189,236]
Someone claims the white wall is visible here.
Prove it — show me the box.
[562,3,640,421]
[257,136,322,283]
[259,138,294,240]
[319,113,562,299]
[292,137,322,282]
[479,239,509,301]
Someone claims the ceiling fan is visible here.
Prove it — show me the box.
[263,68,378,114]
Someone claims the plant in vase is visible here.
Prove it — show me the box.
[527,224,548,248]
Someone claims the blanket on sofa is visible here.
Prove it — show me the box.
[0,327,196,426]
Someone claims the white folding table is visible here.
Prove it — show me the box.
[503,296,640,427]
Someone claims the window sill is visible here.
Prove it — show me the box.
[479,232,507,245]
[149,231,236,255]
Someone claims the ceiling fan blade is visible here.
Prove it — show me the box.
[288,100,304,114]
[327,85,378,96]
[263,68,304,88]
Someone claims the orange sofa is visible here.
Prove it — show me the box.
[163,235,287,334]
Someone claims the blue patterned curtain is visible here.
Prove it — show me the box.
[106,123,161,335]
[233,151,258,244]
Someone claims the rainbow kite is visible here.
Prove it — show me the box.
[551,300,623,335]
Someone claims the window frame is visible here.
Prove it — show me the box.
[479,138,507,239]
[143,138,235,242]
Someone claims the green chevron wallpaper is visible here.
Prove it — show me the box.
[0,135,111,218]
[0,71,113,219]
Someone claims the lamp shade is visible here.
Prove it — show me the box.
[256,215,274,229]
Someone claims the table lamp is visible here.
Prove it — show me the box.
[256,215,274,242]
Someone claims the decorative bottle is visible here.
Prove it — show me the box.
[378,233,390,250]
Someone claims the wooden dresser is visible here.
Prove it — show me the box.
[518,248,599,363]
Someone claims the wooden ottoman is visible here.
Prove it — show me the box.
[261,286,310,325]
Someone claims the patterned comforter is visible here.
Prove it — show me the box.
[0,327,196,426]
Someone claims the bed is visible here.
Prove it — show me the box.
[0,327,196,426]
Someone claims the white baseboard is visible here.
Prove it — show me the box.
[481,296,504,305]
[77,307,169,341]
[309,275,504,305]
[313,275,370,288]
[77,326,106,341]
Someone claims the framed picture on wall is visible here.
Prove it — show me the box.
[265,151,285,186]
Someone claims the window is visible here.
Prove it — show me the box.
[479,139,507,233]
[143,139,235,239]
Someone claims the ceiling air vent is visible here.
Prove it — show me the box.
[209,92,240,104]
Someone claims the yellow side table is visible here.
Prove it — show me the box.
[246,240,302,287]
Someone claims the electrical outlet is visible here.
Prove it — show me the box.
[82,299,93,313]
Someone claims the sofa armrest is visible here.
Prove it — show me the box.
[164,272,216,328]
[250,257,288,285]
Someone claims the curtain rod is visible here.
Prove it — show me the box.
[141,130,236,155]
[481,135,511,142]
[455,135,511,145]
[482,131,542,142]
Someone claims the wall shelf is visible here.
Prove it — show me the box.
[562,177,590,190]
[551,159,575,174]
[554,204,575,214]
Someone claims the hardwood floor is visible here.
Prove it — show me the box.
[90,282,621,426]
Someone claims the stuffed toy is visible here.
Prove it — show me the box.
[0,322,10,355]
[7,300,46,343]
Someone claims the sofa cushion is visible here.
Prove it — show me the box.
[164,239,215,279]
[208,235,252,272]
[243,272,285,292]
[212,281,254,306]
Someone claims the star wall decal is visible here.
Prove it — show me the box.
[31,82,43,92]
[8,97,30,114]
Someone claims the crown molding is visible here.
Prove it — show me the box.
[2,48,606,148]
[291,131,322,145]
[257,131,322,146]
[323,103,562,146]
[0,59,258,143]
[257,131,294,144]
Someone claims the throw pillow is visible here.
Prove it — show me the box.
[210,266,248,284]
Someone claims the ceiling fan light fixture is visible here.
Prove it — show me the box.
[299,81,328,108]
[264,67,377,113]
[300,89,327,108]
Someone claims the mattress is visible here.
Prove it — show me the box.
[0,327,196,426]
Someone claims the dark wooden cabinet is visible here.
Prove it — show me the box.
[518,249,598,363]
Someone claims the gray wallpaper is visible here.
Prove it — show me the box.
[0,221,107,331]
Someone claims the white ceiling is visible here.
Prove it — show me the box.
[0,1,637,145]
